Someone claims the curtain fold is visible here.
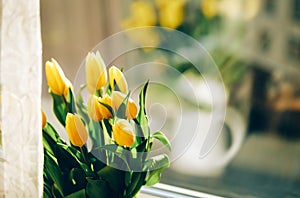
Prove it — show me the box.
[1,0,43,197]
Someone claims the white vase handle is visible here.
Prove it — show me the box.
[218,107,246,166]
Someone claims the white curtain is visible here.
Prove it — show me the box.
[1,0,43,197]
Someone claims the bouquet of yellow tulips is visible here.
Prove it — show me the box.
[42,51,171,198]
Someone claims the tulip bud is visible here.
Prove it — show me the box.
[41,109,47,129]
[109,66,128,94]
[111,91,138,119]
[88,95,103,121]
[88,94,113,121]
[86,51,108,94]
[65,113,88,147]
[113,119,135,147]
[45,58,70,96]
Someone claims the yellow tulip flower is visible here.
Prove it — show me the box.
[88,94,113,121]
[113,119,135,147]
[45,58,70,96]
[157,0,186,29]
[88,95,103,121]
[85,51,107,94]
[65,113,88,147]
[111,91,138,119]
[41,109,47,129]
[109,66,128,94]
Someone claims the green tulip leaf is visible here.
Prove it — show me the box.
[43,122,65,144]
[88,119,104,149]
[97,144,130,171]
[86,178,113,198]
[66,88,76,114]
[75,84,90,122]
[52,183,64,198]
[143,154,170,186]
[44,151,64,195]
[116,92,130,119]
[152,131,171,151]
[65,189,86,198]
[55,143,94,177]
[87,152,106,173]
[97,165,125,196]
[51,92,67,126]
[43,132,56,156]
[129,172,147,197]
[124,172,141,198]
[136,81,150,143]
[102,119,112,138]
[124,171,133,188]
[43,183,52,198]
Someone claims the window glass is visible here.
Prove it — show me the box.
[288,35,300,62]
[41,1,300,197]
[292,0,300,22]
[264,0,276,15]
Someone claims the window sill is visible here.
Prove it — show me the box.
[140,183,222,198]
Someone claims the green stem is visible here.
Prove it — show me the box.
[63,95,69,113]
[80,146,97,178]
[80,146,89,165]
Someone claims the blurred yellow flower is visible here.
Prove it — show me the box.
[122,0,160,49]
[201,0,219,18]
[111,91,138,119]
[113,119,135,147]
[41,109,47,129]
[85,51,107,94]
[122,0,157,29]
[45,58,70,97]
[109,66,128,94]
[65,113,88,147]
[156,0,186,29]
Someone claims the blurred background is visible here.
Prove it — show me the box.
[40,0,300,197]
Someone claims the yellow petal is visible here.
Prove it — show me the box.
[111,91,124,110]
[41,109,47,129]
[99,94,113,119]
[111,91,138,119]
[63,78,73,98]
[113,119,135,147]
[109,66,128,94]
[86,51,108,94]
[65,113,88,147]
[127,99,138,119]
[45,59,69,95]
[88,95,103,121]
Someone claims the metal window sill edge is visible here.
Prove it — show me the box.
[141,183,223,198]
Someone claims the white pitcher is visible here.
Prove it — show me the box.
[171,107,246,177]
